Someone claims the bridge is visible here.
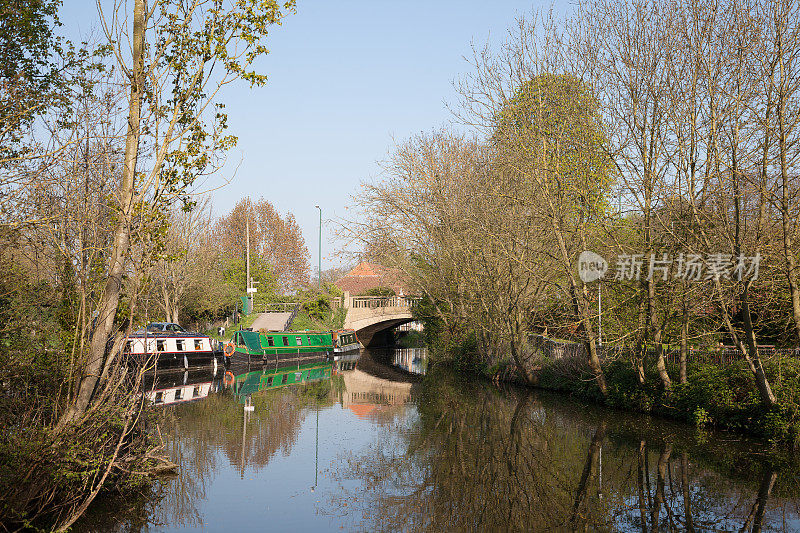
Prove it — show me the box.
[338,294,420,347]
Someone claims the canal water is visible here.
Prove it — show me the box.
[79,347,800,531]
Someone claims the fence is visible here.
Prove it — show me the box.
[284,304,300,330]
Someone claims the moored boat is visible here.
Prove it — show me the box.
[223,329,333,366]
[125,322,216,370]
[332,329,360,356]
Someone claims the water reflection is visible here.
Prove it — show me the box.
[142,368,221,406]
[224,357,333,403]
[330,370,800,532]
[78,348,800,532]
[392,347,428,375]
[336,350,419,425]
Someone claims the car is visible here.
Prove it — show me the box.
[146,322,186,333]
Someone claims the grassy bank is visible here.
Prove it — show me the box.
[489,352,800,446]
[420,326,800,445]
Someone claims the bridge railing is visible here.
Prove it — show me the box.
[350,296,420,309]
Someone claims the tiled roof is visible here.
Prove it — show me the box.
[334,261,412,295]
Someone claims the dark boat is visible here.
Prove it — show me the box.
[332,329,360,357]
[125,322,217,370]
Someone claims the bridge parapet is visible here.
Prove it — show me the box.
[333,293,420,310]
[350,296,419,309]
[341,293,420,346]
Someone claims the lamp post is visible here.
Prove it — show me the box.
[315,205,322,289]
[598,281,602,346]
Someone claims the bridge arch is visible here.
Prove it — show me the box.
[340,295,419,347]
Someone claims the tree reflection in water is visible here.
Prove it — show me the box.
[328,370,800,532]
[76,361,800,532]
[149,375,334,530]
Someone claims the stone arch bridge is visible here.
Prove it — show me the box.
[339,294,419,347]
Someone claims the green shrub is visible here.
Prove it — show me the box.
[693,407,712,428]
[302,295,331,321]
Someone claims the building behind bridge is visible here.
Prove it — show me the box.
[333,261,414,296]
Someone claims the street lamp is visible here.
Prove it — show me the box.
[315,205,322,289]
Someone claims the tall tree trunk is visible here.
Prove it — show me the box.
[679,293,688,384]
[731,55,776,407]
[772,6,800,340]
[635,298,647,386]
[778,98,800,340]
[742,284,777,406]
[59,0,145,425]
[645,173,670,391]
[552,217,607,397]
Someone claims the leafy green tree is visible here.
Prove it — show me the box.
[63,0,295,424]
[0,0,62,160]
[222,256,278,298]
[492,73,615,394]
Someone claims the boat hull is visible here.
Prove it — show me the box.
[226,347,331,367]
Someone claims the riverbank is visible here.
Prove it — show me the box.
[439,337,800,447]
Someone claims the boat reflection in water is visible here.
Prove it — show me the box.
[223,356,333,403]
[142,367,222,406]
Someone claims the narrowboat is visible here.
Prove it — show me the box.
[223,329,333,366]
[125,322,217,369]
[332,329,360,356]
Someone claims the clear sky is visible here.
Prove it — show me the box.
[59,0,544,275]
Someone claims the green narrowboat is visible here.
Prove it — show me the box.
[223,329,333,365]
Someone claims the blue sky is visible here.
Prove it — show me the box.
[60,0,544,274]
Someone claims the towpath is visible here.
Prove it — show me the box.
[250,312,292,331]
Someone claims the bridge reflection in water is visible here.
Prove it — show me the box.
[335,350,421,422]
[76,347,800,533]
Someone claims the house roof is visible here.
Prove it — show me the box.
[334,261,412,296]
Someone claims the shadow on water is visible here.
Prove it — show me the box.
[77,348,800,532]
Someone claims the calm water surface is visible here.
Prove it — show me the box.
[79,348,800,531]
